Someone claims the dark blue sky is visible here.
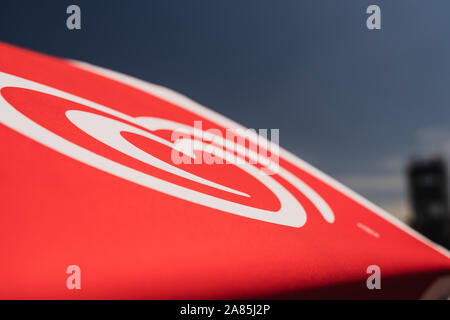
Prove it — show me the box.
[2,0,450,220]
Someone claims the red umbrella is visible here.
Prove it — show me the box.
[0,43,448,299]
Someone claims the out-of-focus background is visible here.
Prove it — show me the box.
[1,0,449,247]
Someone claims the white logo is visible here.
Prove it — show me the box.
[0,71,334,228]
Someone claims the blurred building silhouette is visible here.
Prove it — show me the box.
[408,157,450,249]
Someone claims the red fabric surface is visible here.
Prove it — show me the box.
[0,43,448,299]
